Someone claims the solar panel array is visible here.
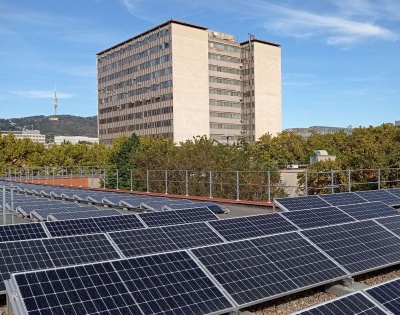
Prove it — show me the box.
[337,201,400,220]
[48,209,122,221]
[301,220,400,275]
[0,223,48,242]
[365,277,400,315]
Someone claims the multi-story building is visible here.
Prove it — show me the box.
[97,20,281,145]
[285,125,355,139]
[1,130,46,144]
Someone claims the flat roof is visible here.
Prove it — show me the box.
[97,20,208,55]
[240,38,281,47]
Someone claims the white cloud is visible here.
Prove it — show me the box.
[15,91,75,99]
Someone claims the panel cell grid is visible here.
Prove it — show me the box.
[302,220,400,275]
[191,232,347,306]
[365,277,400,315]
[175,207,219,223]
[209,213,298,241]
[42,234,121,267]
[355,190,400,206]
[112,251,234,315]
[0,223,48,242]
[318,192,368,206]
[281,206,356,229]
[13,262,141,315]
[337,201,400,220]
[0,239,53,292]
[293,292,386,315]
[375,215,400,236]
[92,214,144,232]
[275,195,330,211]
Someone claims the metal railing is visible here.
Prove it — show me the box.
[4,166,400,202]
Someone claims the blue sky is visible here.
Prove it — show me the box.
[0,0,399,129]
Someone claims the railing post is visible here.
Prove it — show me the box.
[116,169,119,190]
[70,168,73,186]
[236,170,240,201]
[52,168,55,185]
[103,169,106,189]
[209,171,212,198]
[91,168,94,188]
[185,170,189,196]
[268,171,271,203]
[2,186,6,225]
[61,167,64,186]
[10,187,14,224]
[304,170,308,196]
[378,168,381,190]
[348,169,351,192]
[80,167,83,187]
[130,169,133,191]
[331,170,334,194]
[146,169,149,193]
[165,170,168,194]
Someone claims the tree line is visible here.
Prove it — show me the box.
[1,123,399,197]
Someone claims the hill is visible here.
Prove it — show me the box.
[0,115,98,139]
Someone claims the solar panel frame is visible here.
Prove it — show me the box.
[292,291,388,315]
[364,277,400,315]
[30,205,102,221]
[47,209,122,221]
[280,206,356,229]
[0,222,49,242]
[337,201,400,221]
[208,213,298,241]
[355,190,400,206]
[191,232,348,308]
[111,251,236,315]
[301,220,400,276]
[274,195,331,211]
[318,192,368,206]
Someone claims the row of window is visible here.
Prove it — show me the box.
[100,80,173,103]
[100,67,172,93]
[98,54,171,84]
[99,93,173,114]
[209,41,241,53]
[98,28,170,63]
[209,53,241,64]
[209,100,241,108]
[209,77,241,86]
[210,112,241,119]
[210,135,242,141]
[209,65,241,75]
[98,42,170,73]
[99,106,173,124]
[210,123,241,130]
[209,88,241,97]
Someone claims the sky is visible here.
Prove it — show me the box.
[0,0,399,129]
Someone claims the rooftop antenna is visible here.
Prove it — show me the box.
[53,83,58,116]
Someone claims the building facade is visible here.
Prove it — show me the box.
[97,20,282,145]
[1,130,46,144]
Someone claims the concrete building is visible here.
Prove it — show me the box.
[97,20,282,145]
[1,130,46,144]
[53,136,99,145]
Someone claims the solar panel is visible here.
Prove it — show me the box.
[0,223,48,242]
[293,292,387,315]
[191,232,347,307]
[208,213,298,241]
[318,192,368,206]
[0,239,53,292]
[386,188,400,198]
[355,190,400,206]
[274,195,330,211]
[111,251,235,314]
[11,261,142,314]
[281,206,356,229]
[375,215,400,236]
[44,214,145,237]
[108,222,224,257]
[337,201,400,220]
[138,207,218,227]
[301,220,400,275]
[365,277,400,315]
[31,205,101,221]
[42,234,121,267]
[48,209,122,221]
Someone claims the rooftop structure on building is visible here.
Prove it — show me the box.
[1,129,46,144]
[97,19,282,145]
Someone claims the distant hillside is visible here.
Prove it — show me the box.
[0,115,98,139]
